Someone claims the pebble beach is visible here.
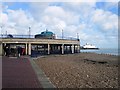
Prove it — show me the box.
[34,53,118,88]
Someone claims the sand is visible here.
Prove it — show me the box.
[34,53,118,88]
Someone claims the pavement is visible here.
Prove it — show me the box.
[2,56,43,89]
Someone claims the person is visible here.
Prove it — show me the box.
[17,46,21,57]
[22,48,25,55]
[6,46,10,57]
[3,46,6,56]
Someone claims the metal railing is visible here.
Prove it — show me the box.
[0,34,34,38]
[0,34,79,41]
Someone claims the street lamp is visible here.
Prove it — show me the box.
[1,26,2,38]
[6,31,7,36]
[28,26,31,38]
[57,24,64,39]
[77,33,79,41]
[62,29,63,39]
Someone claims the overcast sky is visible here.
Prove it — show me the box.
[0,0,119,48]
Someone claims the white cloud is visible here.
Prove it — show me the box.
[32,4,80,26]
[7,9,32,27]
[29,2,50,21]
[1,13,8,25]
[0,7,37,35]
[2,0,119,2]
[0,2,118,48]
[91,8,118,32]
[44,6,65,17]
[5,27,17,34]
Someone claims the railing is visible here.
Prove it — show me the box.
[0,34,79,41]
[0,34,34,38]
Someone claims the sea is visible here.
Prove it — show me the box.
[80,48,119,56]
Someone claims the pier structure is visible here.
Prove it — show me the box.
[0,38,80,56]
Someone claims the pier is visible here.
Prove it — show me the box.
[0,36,80,56]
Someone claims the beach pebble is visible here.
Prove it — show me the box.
[34,53,118,88]
[87,75,89,78]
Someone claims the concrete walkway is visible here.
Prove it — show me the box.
[2,56,42,88]
[30,57,55,88]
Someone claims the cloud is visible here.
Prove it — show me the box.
[30,4,80,25]
[2,0,119,2]
[29,2,50,21]
[91,8,118,33]
[1,6,36,35]
[0,2,118,48]
[1,13,8,25]
[7,9,32,27]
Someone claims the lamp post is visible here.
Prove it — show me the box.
[57,24,63,39]
[28,26,31,38]
[62,29,63,39]
[77,33,79,41]
[0,26,2,38]
[6,31,7,37]
[77,33,78,39]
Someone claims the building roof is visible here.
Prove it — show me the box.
[41,30,53,36]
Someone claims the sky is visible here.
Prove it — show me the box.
[0,0,119,48]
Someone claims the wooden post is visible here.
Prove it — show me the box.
[77,45,80,53]
[0,43,3,56]
[62,44,64,54]
[28,43,31,55]
[78,45,80,53]
[48,44,50,54]
[25,43,28,55]
[72,44,74,54]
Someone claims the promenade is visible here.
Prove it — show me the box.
[2,56,42,88]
